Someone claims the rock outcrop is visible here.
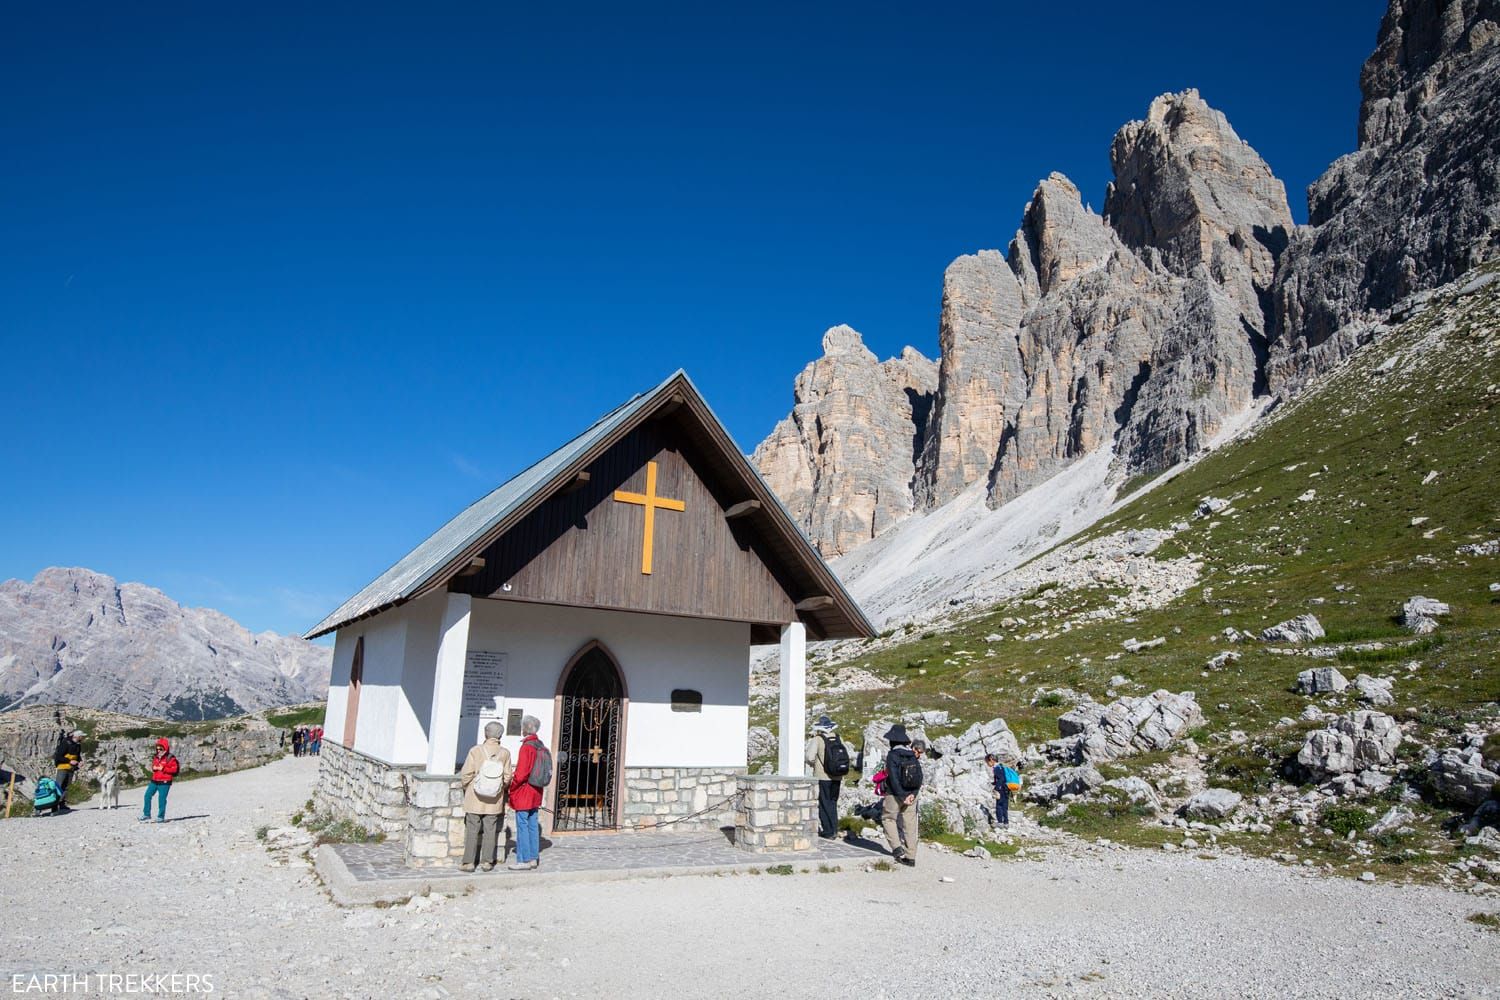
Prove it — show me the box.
[750,326,936,556]
[758,91,1292,550]
[1270,0,1500,390]
[1297,711,1404,779]
[0,568,330,719]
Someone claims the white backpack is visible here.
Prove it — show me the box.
[473,746,506,800]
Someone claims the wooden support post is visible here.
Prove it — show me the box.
[794,595,834,612]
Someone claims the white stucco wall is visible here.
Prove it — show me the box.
[320,593,444,766]
[464,600,750,769]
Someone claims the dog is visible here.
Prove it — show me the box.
[100,768,119,809]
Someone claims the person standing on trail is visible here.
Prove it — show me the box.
[880,724,923,867]
[804,715,849,840]
[506,716,548,871]
[140,738,180,823]
[458,721,511,872]
[986,753,1012,828]
[291,727,302,757]
[53,729,85,808]
[311,726,323,756]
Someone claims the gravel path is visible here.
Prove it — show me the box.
[3,757,1495,999]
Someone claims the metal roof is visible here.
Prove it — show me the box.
[305,370,873,641]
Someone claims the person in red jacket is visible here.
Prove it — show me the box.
[140,737,180,823]
[506,716,546,870]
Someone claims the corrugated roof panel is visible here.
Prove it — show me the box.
[303,373,676,638]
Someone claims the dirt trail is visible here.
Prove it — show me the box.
[2,757,1495,999]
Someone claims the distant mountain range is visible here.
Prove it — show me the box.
[0,567,330,720]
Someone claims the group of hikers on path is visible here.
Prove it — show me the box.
[29,722,180,822]
[807,715,1021,866]
[288,724,322,757]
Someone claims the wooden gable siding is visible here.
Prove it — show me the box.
[452,420,797,627]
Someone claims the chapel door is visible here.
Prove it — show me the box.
[553,644,624,831]
[342,636,364,748]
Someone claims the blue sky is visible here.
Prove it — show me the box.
[1,2,1385,636]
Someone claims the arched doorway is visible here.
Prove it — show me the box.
[552,641,627,831]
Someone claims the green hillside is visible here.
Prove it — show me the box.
[810,263,1500,879]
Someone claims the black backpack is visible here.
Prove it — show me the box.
[893,749,923,792]
[822,735,850,777]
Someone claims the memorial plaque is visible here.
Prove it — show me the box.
[460,650,508,725]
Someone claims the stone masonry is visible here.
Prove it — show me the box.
[734,774,817,853]
[314,741,416,838]
[621,767,743,831]
[402,772,467,868]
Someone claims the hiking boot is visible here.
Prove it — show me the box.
[506,861,531,871]
[900,854,916,867]
[892,848,907,864]
[156,817,167,824]
[459,863,476,873]
[481,863,495,872]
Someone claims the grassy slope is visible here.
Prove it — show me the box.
[806,264,1500,878]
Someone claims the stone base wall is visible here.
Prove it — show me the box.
[621,767,744,831]
[314,741,415,837]
[402,773,468,867]
[734,774,817,853]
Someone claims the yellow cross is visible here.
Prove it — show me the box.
[613,460,685,575]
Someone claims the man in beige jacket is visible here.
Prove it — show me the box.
[459,721,512,872]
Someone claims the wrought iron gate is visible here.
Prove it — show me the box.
[553,694,621,831]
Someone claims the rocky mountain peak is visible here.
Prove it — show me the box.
[1009,173,1118,300]
[820,323,873,356]
[1106,88,1292,304]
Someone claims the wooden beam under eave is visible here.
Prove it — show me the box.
[456,557,487,577]
[560,471,591,494]
[794,595,834,612]
[723,499,762,520]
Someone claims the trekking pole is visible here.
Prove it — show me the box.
[4,772,14,819]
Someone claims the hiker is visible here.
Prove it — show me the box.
[911,738,927,760]
[986,753,1013,827]
[140,738,180,823]
[880,724,923,867]
[458,722,512,872]
[506,716,548,871]
[805,715,850,840]
[291,727,303,757]
[311,726,323,756]
[53,729,84,808]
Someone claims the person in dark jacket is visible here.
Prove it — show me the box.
[291,727,303,757]
[140,738,180,823]
[53,729,85,807]
[506,716,545,870]
[880,724,921,866]
[986,753,1011,827]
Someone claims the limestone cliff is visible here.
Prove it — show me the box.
[751,326,936,556]
[1270,0,1500,390]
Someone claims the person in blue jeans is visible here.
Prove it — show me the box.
[986,752,1010,827]
[506,716,546,870]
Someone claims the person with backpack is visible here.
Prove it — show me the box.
[53,729,85,808]
[506,715,550,871]
[140,737,180,823]
[804,715,848,839]
[291,727,303,758]
[880,724,922,866]
[986,752,1020,827]
[458,721,512,872]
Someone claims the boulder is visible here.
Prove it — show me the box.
[1206,651,1240,671]
[1196,497,1231,518]
[746,726,776,762]
[1367,805,1415,837]
[1297,711,1403,780]
[1429,747,1499,808]
[1102,776,1160,813]
[1051,690,1203,763]
[1181,787,1242,821]
[1464,827,1500,854]
[849,716,1020,834]
[1295,667,1349,695]
[1400,596,1450,634]
[1261,615,1325,643]
[1026,764,1105,804]
[1353,674,1395,706]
